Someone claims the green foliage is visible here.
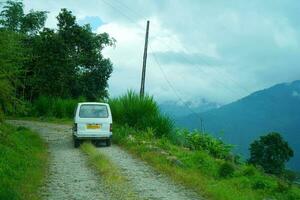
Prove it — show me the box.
[0,123,48,200]
[251,178,273,190]
[0,29,26,116]
[276,180,291,193]
[172,129,232,159]
[249,132,294,175]
[219,162,235,178]
[109,91,174,137]
[0,1,47,34]
[281,170,297,183]
[0,1,24,32]
[28,95,84,118]
[0,1,114,112]
[113,125,300,200]
[241,165,257,177]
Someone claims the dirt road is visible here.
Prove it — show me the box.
[9,120,201,200]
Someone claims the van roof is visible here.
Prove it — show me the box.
[78,102,109,106]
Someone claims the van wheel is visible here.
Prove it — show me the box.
[74,138,80,148]
[106,139,111,147]
[95,140,102,147]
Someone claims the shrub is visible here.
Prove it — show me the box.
[276,180,291,193]
[241,165,257,176]
[219,162,235,178]
[175,129,232,159]
[252,179,269,190]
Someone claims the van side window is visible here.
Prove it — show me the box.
[79,104,108,118]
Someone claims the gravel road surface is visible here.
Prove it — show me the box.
[98,146,201,200]
[9,120,202,200]
[9,120,111,200]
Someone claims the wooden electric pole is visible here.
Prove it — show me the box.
[140,20,150,97]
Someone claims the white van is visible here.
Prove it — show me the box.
[72,102,112,148]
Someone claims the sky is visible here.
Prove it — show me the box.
[21,0,300,105]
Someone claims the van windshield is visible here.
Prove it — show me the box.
[79,104,108,118]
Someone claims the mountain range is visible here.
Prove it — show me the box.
[175,80,300,171]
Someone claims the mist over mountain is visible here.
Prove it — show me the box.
[159,99,220,118]
[176,80,300,171]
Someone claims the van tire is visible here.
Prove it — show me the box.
[95,140,101,147]
[74,138,80,148]
[106,139,111,147]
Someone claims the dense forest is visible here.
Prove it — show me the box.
[0,0,115,118]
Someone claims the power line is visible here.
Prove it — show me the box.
[108,0,252,96]
[99,0,254,130]
[149,46,205,131]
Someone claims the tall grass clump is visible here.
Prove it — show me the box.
[109,91,173,137]
[30,96,85,118]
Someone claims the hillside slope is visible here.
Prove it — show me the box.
[177,80,300,171]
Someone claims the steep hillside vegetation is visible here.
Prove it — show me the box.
[0,123,48,200]
[110,92,300,200]
[177,80,300,171]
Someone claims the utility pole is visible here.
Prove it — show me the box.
[140,20,150,97]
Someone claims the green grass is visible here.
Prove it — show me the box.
[113,125,300,200]
[0,123,48,200]
[80,143,140,200]
[109,91,173,137]
[6,116,73,125]
[13,95,85,119]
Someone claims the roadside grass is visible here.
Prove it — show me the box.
[113,125,300,200]
[80,143,140,200]
[0,123,48,200]
[109,91,174,137]
[6,116,73,125]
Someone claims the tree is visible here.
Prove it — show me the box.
[248,132,294,175]
[0,1,24,32]
[0,1,47,34]
[0,2,114,105]
[0,29,26,117]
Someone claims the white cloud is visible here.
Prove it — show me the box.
[292,91,300,97]
[21,0,300,104]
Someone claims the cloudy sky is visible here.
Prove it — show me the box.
[22,0,300,105]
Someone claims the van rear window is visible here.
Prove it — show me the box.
[79,104,108,118]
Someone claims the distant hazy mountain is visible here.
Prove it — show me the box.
[159,99,219,118]
[176,80,300,171]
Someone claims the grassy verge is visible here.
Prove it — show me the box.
[80,143,140,200]
[6,116,73,125]
[113,125,300,200]
[0,123,48,200]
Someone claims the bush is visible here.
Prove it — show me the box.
[219,162,235,178]
[252,179,271,190]
[109,91,173,137]
[276,180,291,193]
[112,125,136,144]
[241,165,257,176]
[174,129,232,159]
